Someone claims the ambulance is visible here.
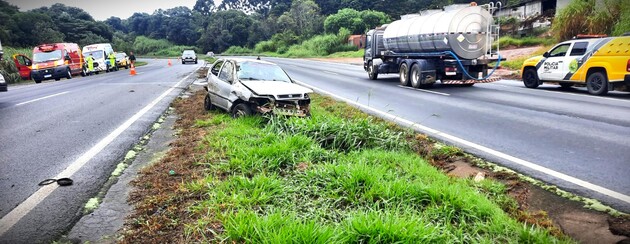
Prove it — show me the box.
[82,43,115,73]
[521,35,630,95]
[30,43,84,83]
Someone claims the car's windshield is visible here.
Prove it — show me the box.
[237,62,291,82]
[183,50,195,55]
[115,53,126,59]
[33,50,62,63]
[84,51,104,59]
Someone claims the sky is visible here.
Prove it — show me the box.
[5,0,222,21]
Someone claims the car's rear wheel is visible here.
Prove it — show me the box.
[523,68,539,88]
[66,68,72,79]
[34,79,42,84]
[586,71,608,95]
[232,103,253,118]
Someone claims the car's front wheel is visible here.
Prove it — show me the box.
[523,68,539,88]
[204,94,215,111]
[231,103,253,118]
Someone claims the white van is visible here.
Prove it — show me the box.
[82,43,114,73]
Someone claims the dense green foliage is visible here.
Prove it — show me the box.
[0,2,112,47]
[226,28,357,57]
[552,0,629,41]
[183,95,572,243]
[324,9,391,34]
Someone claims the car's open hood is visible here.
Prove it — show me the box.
[240,80,313,96]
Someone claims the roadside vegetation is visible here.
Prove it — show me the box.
[494,36,554,49]
[122,91,572,243]
[552,0,629,41]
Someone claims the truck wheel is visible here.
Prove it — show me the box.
[409,64,433,88]
[368,61,378,80]
[66,68,72,79]
[232,103,253,118]
[522,68,539,88]
[586,71,608,95]
[399,63,410,86]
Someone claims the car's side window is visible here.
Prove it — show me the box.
[218,61,234,83]
[569,42,588,56]
[211,60,224,76]
[549,44,570,57]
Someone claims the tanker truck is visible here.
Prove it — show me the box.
[364,3,502,88]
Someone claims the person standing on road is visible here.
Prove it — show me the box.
[129,51,136,65]
[108,52,116,71]
[86,54,94,76]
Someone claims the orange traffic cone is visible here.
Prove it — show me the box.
[130,64,136,75]
[168,59,172,66]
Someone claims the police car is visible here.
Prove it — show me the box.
[521,35,630,95]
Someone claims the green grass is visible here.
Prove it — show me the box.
[326,49,364,58]
[494,36,555,49]
[184,95,572,243]
[134,61,148,67]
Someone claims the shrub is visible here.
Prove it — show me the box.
[223,46,254,55]
[494,36,555,49]
[552,0,626,40]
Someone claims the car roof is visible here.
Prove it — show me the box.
[220,57,277,66]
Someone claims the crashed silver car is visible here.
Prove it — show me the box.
[204,58,313,117]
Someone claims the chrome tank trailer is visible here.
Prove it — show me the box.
[382,5,494,60]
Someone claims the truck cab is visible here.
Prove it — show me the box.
[521,36,630,95]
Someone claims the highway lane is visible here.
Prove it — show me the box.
[0,59,203,243]
[264,57,630,212]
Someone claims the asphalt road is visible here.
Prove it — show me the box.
[0,59,203,243]
[262,57,630,212]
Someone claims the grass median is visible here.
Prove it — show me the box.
[123,91,572,243]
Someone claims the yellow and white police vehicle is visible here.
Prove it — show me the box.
[521,36,630,95]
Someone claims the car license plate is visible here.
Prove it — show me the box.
[44,74,52,78]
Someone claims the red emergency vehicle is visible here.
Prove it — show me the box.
[30,43,84,83]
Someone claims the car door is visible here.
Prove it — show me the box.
[215,61,236,110]
[12,54,32,80]
[538,43,572,81]
[208,60,228,109]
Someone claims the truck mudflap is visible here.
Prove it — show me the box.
[441,77,501,84]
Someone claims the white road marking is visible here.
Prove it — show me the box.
[296,79,630,205]
[0,62,204,236]
[15,92,70,106]
[491,81,630,104]
[323,71,339,75]
[397,85,450,96]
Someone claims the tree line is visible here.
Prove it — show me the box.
[1,0,497,54]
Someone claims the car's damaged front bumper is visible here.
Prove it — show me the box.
[249,95,311,117]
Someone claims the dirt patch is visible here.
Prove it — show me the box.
[120,89,211,243]
[411,136,630,243]
[499,46,544,60]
